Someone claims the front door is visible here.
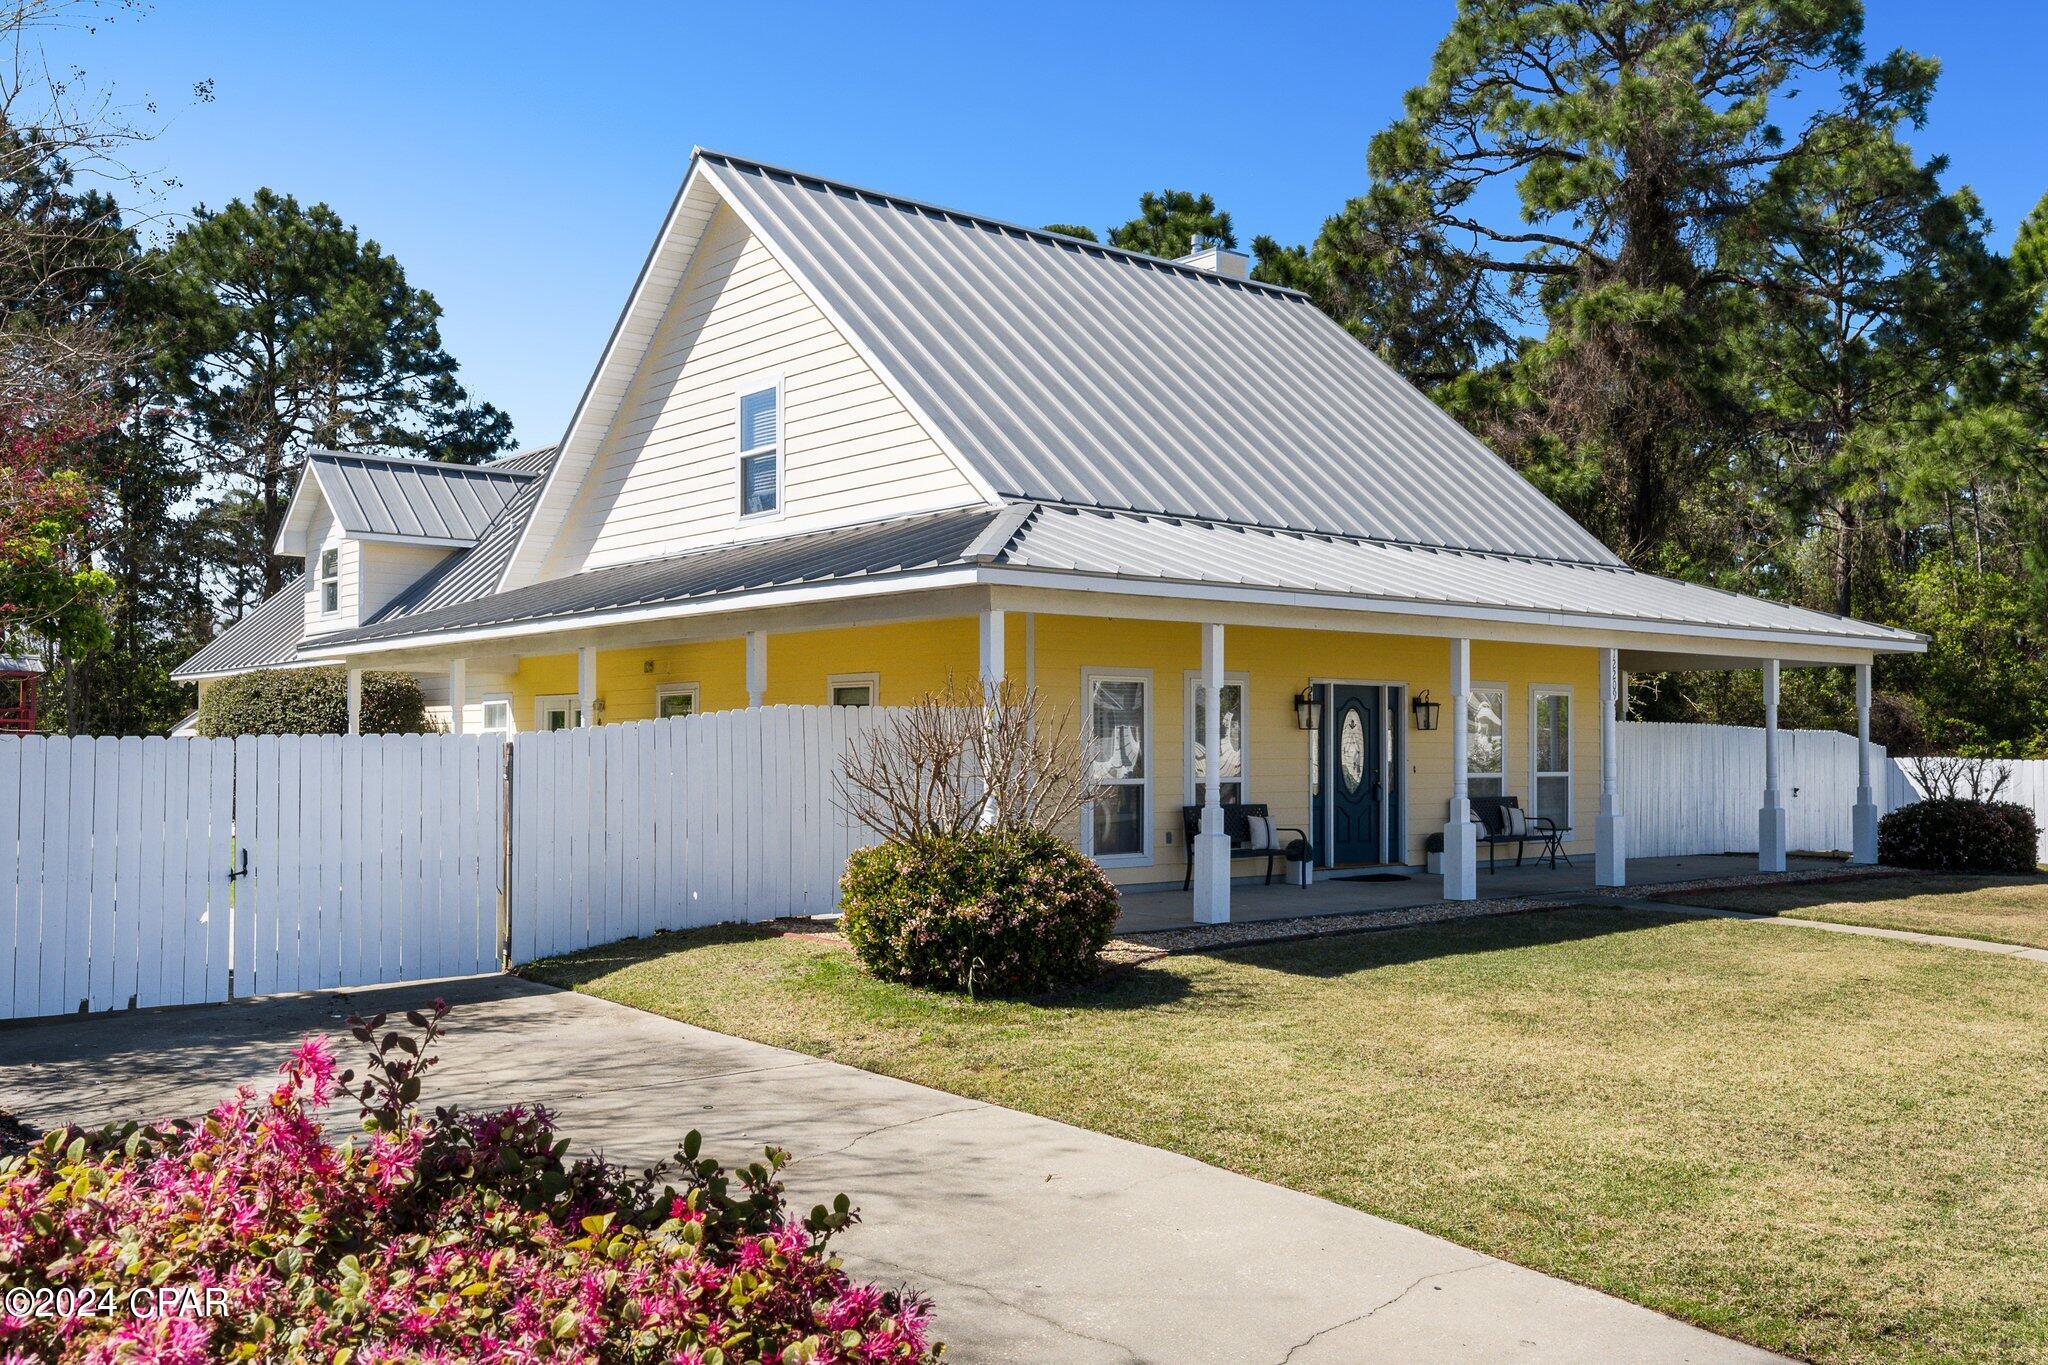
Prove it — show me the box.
[1329,685,1383,864]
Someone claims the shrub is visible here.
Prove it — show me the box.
[840,828,1120,994]
[197,665,429,736]
[1877,798,2040,873]
[0,1002,938,1363]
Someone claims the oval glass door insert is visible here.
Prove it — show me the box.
[1339,706,1367,796]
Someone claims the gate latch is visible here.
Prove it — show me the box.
[227,847,249,882]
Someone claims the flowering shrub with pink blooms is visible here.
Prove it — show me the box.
[0,1003,939,1363]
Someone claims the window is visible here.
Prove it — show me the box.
[1467,685,1506,799]
[1084,671,1150,863]
[656,683,700,719]
[827,674,877,707]
[479,697,513,734]
[1184,673,1247,806]
[319,548,340,615]
[737,382,780,517]
[536,695,583,731]
[1532,687,1572,829]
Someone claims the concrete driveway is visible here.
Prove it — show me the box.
[2,976,1781,1364]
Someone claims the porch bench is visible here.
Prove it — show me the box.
[1180,803,1309,891]
[1468,794,1569,871]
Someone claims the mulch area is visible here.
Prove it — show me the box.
[0,1109,41,1157]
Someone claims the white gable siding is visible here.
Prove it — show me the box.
[359,542,454,620]
[542,205,985,577]
[302,503,356,633]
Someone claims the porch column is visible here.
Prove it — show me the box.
[577,645,597,729]
[745,630,767,708]
[1442,638,1477,900]
[1192,622,1231,924]
[1759,658,1788,872]
[1595,647,1627,886]
[978,607,1005,827]
[346,666,363,737]
[448,657,467,736]
[1850,662,1879,864]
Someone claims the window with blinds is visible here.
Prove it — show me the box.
[738,384,780,517]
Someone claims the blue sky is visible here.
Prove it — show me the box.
[53,1,2048,449]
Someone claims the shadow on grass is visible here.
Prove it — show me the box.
[1185,904,1684,980]
[1665,870,2048,916]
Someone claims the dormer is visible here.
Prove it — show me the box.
[274,450,541,633]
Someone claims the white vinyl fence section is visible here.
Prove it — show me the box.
[0,735,235,1021]
[1619,722,1896,857]
[508,707,885,963]
[233,733,506,999]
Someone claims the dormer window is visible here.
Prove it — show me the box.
[738,382,780,518]
[319,548,340,614]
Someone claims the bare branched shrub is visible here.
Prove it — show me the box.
[834,677,1096,843]
[1906,753,2014,803]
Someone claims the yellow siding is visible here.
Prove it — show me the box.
[495,613,1606,889]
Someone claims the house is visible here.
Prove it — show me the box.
[0,655,41,733]
[172,150,1924,921]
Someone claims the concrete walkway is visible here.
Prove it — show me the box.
[1,977,1782,1364]
[1614,897,2048,965]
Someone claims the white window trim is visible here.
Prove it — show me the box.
[1467,681,1508,798]
[1181,669,1249,806]
[826,672,878,706]
[1082,667,1153,868]
[655,682,701,718]
[735,373,785,523]
[319,547,340,616]
[535,693,583,732]
[479,695,514,735]
[1530,684,1574,833]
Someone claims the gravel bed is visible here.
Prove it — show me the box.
[1105,864,1912,959]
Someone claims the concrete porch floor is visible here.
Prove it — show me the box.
[1115,853,1846,935]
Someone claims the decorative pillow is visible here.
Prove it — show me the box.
[1245,814,1274,849]
[1504,806,1528,837]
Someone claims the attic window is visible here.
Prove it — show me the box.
[738,383,780,518]
[319,548,339,614]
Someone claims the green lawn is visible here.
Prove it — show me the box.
[528,908,2048,1365]
[1671,872,2048,948]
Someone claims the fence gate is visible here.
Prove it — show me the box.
[232,733,506,999]
[0,735,235,1020]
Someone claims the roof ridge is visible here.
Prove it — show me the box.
[307,448,540,477]
[695,148,1312,303]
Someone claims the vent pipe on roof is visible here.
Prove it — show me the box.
[1174,236,1251,280]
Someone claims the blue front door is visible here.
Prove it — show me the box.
[1328,685,1383,864]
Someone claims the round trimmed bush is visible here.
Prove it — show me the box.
[1877,798,2040,873]
[197,665,429,736]
[839,829,1120,994]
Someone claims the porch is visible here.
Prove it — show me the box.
[1114,853,1849,935]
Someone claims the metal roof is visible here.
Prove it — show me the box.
[171,579,308,680]
[999,504,1922,647]
[307,505,1006,650]
[308,450,539,545]
[368,450,558,622]
[699,152,1619,566]
[299,499,1920,657]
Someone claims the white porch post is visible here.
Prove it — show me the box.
[1192,622,1231,924]
[346,666,363,737]
[1759,658,1788,872]
[1595,646,1627,886]
[978,607,1005,827]
[1850,661,1879,864]
[1442,638,1477,900]
[745,630,767,708]
[577,645,597,729]
[448,657,467,736]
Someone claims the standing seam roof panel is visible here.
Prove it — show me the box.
[703,156,1617,566]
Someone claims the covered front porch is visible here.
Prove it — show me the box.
[1114,852,1849,935]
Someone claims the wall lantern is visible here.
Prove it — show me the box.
[1293,684,1324,732]
[1411,690,1442,731]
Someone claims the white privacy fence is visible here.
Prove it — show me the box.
[1618,721,2048,861]
[508,706,889,962]
[1,707,890,1021]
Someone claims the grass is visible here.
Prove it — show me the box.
[528,907,2048,1365]
[1670,872,2048,948]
